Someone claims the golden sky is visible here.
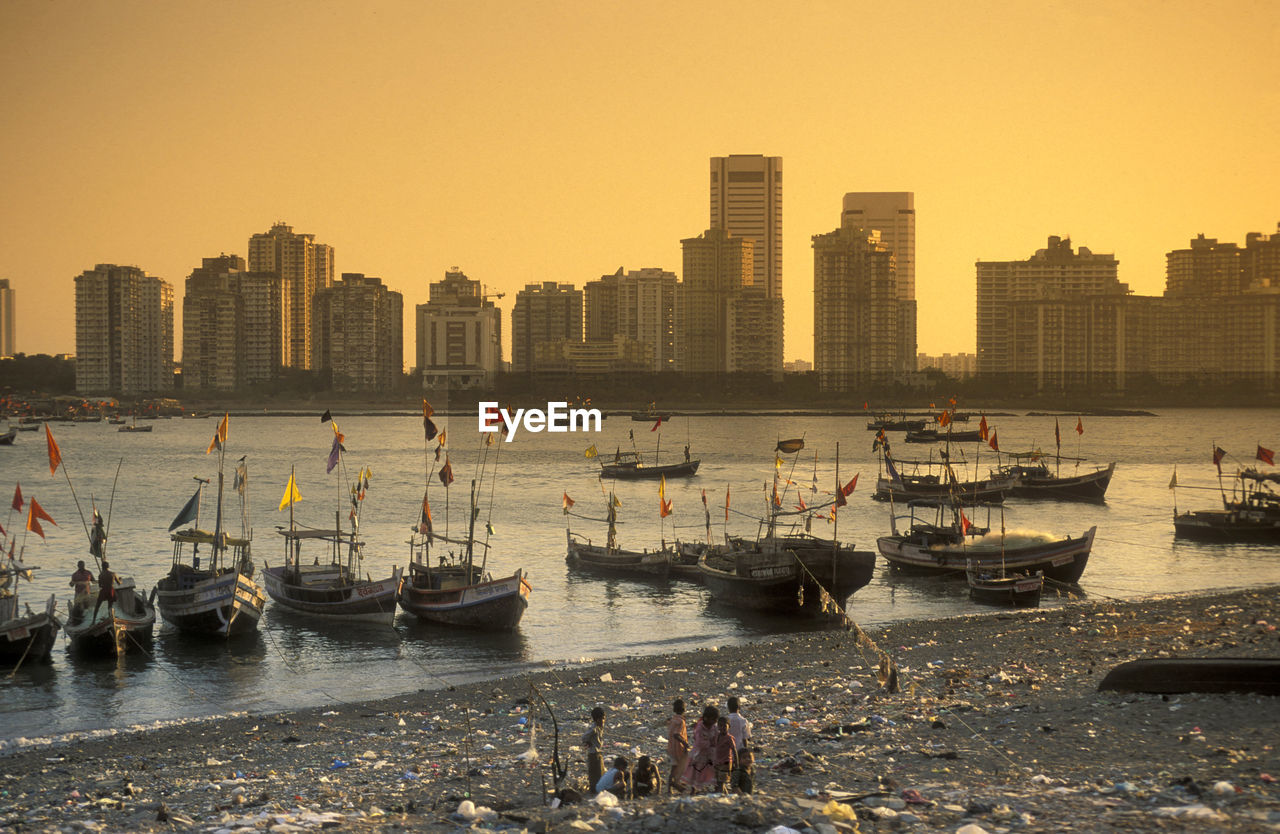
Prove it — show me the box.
[2,0,1277,364]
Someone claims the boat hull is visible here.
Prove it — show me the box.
[64,582,156,657]
[154,569,265,636]
[873,475,1013,505]
[967,573,1044,607]
[1009,463,1114,502]
[263,565,402,623]
[1173,509,1280,542]
[878,527,1095,584]
[700,545,875,615]
[600,460,700,479]
[1,596,62,667]
[566,537,671,579]
[398,569,531,630]
[1098,658,1280,695]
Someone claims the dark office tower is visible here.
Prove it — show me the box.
[511,282,583,373]
[75,264,174,395]
[812,225,898,391]
[248,222,334,370]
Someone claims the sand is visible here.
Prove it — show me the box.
[2,585,1277,833]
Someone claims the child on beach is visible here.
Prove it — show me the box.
[727,695,754,793]
[666,698,690,794]
[582,706,606,792]
[632,755,661,797]
[682,705,719,793]
[595,755,630,799]
[712,715,737,793]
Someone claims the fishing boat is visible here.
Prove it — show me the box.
[263,423,402,623]
[994,455,1115,501]
[701,445,875,615]
[398,415,531,628]
[64,573,155,656]
[0,425,16,445]
[566,492,672,579]
[877,501,1095,583]
[1173,468,1280,541]
[905,428,982,444]
[866,414,926,432]
[1,557,60,668]
[873,448,1014,505]
[153,416,266,636]
[118,414,152,433]
[600,449,700,479]
[965,562,1044,607]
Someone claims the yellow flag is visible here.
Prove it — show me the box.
[659,474,666,502]
[612,494,622,508]
[584,445,598,459]
[278,471,302,510]
[775,454,782,470]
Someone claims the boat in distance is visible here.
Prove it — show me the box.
[997,455,1115,502]
[1173,468,1280,541]
[699,535,875,616]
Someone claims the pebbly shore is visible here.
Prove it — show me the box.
[2,585,1278,833]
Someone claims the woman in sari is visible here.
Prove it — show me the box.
[681,705,719,793]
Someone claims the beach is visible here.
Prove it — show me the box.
[2,585,1277,833]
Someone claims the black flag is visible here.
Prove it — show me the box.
[320,409,332,423]
[424,415,438,442]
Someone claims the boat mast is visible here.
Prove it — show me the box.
[213,431,227,573]
[465,480,478,576]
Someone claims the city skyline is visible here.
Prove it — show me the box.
[1,1,1276,365]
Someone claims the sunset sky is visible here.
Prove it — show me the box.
[2,0,1276,365]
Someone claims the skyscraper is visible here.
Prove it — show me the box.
[811,225,899,391]
[75,264,174,395]
[0,279,13,358]
[584,268,678,371]
[416,269,502,389]
[511,282,583,373]
[841,192,917,371]
[247,222,333,371]
[314,273,404,391]
[710,154,784,371]
[182,254,283,391]
[677,229,780,375]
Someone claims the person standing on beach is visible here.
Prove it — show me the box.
[582,706,606,792]
[666,698,690,793]
[726,695,754,793]
[682,705,719,793]
[90,560,117,621]
[712,715,737,793]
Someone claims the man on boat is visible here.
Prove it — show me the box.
[89,510,106,560]
[91,560,118,621]
[69,560,94,600]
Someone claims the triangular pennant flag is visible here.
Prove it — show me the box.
[1076,417,1084,435]
[45,425,62,476]
[26,498,57,539]
[327,436,342,473]
[419,493,433,533]
[278,471,302,510]
[1258,445,1275,466]
[725,484,730,521]
[1213,446,1226,473]
[321,409,332,423]
[439,458,455,486]
[651,416,663,432]
[562,491,575,513]
[1169,467,1178,489]
[169,487,202,531]
[11,483,22,513]
[584,445,598,459]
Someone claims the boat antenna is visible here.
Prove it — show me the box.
[105,456,124,539]
[479,437,502,576]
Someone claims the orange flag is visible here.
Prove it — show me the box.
[562,491,574,513]
[206,413,229,454]
[26,498,57,539]
[1076,417,1084,435]
[989,430,999,452]
[45,424,62,476]
[724,485,730,521]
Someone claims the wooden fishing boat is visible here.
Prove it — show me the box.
[0,426,16,445]
[966,565,1044,607]
[398,430,531,629]
[873,458,1014,505]
[867,416,926,432]
[566,492,671,579]
[600,452,700,479]
[995,454,1115,502]
[1173,468,1280,541]
[701,534,875,615]
[905,428,982,444]
[1098,658,1280,695]
[154,420,266,636]
[1,561,60,668]
[264,528,402,623]
[64,575,155,656]
[878,501,1094,583]
[118,414,152,433]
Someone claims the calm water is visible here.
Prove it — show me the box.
[3,409,1280,744]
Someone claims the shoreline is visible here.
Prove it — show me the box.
[3,585,1277,832]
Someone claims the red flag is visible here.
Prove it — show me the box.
[835,474,858,508]
[660,498,673,518]
[45,425,62,476]
[796,495,807,511]
[1213,446,1227,473]
[959,508,973,535]
[978,415,988,441]
[418,493,433,534]
[1055,418,1061,449]
[724,485,730,521]
[26,498,57,539]
[562,492,575,512]
[1258,445,1275,466]
[1076,417,1084,436]
[11,483,22,513]
[438,459,455,486]
[701,489,707,507]
[988,431,999,452]
[651,416,663,432]
[939,410,951,428]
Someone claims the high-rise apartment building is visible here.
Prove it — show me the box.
[182,255,283,391]
[247,222,333,371]
[976,236,1127,382]
[314,273,404,391]
[584,268,678,371]
[1244,223,1280,291]
[416,269,501,389]
[74,264,174,395]
[511,282,583,373]
[0,279,13,358]
[710,154,784,370]
[812,225,900,391]
[1165,234,1245,297]
[841,192,917,372]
